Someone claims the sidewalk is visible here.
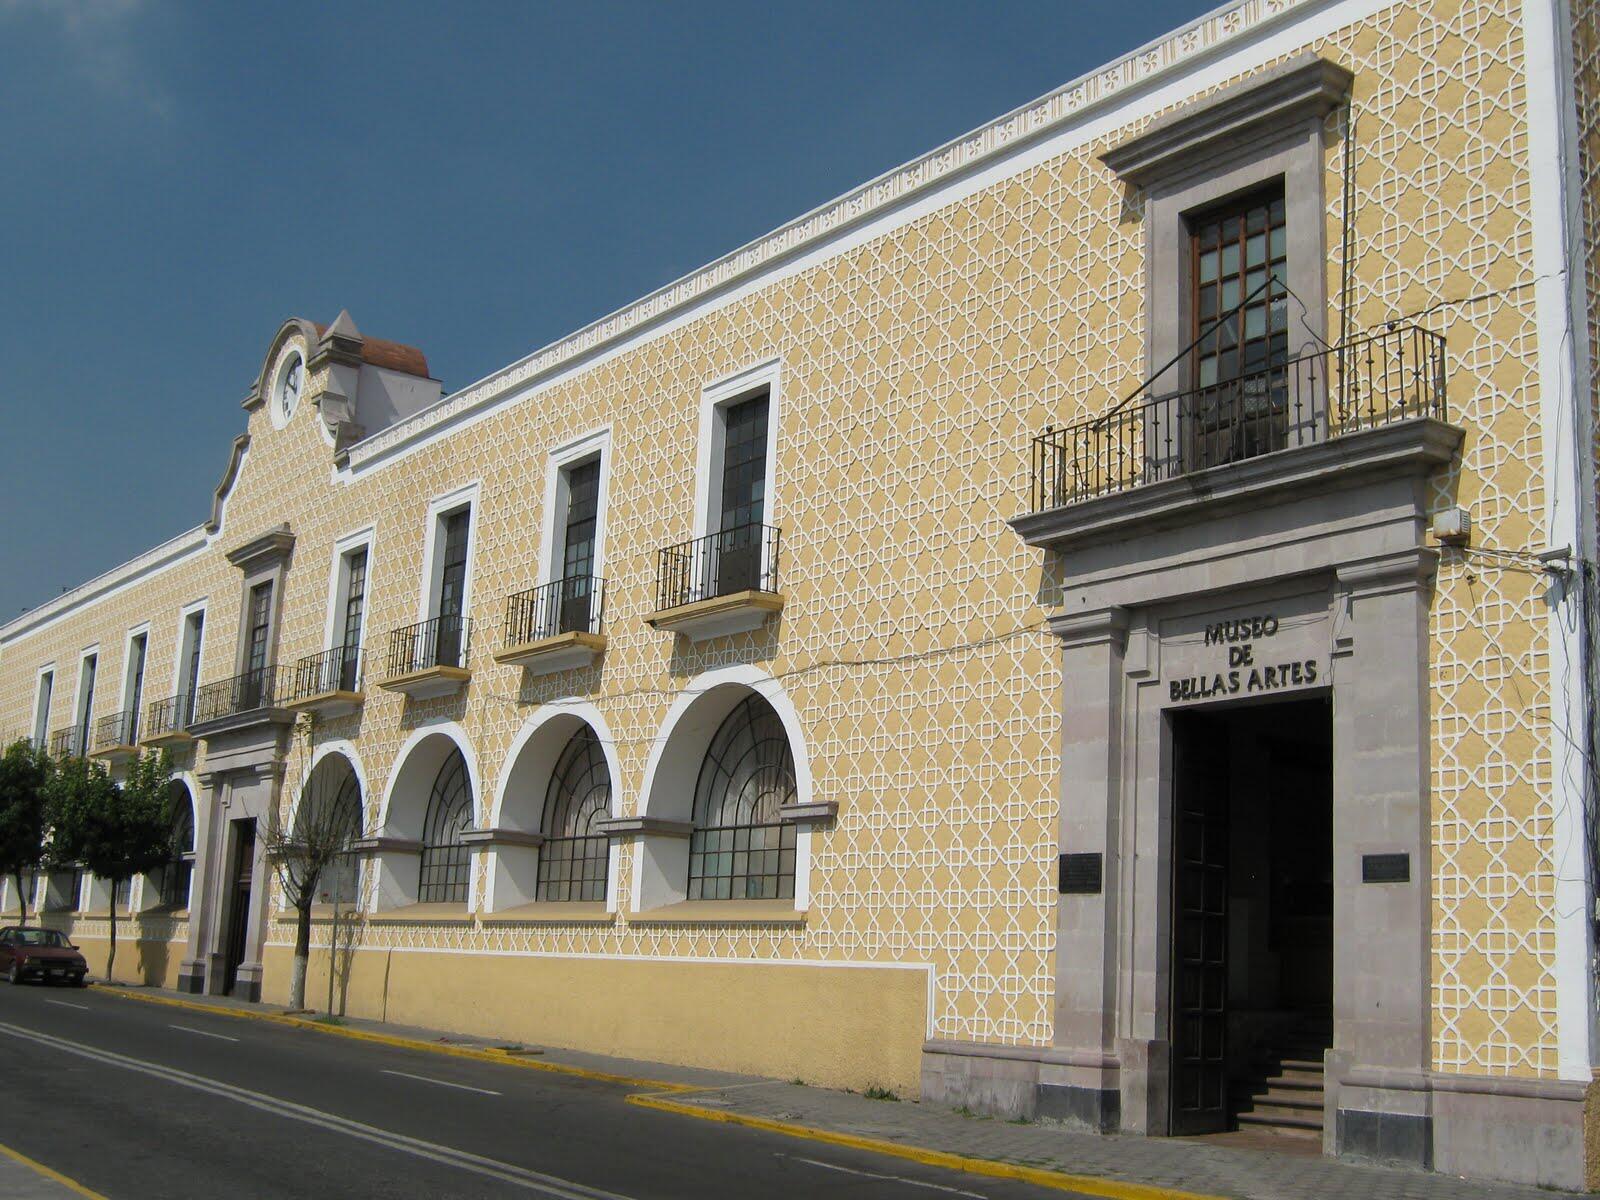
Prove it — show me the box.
[0,1146,102,1198]
[106,984,1596,1200]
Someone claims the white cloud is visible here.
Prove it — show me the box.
[0,0,172,119]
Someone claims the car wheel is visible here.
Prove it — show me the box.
[7,962,21,986]
[72,977,88,989]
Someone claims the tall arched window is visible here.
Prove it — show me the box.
[294,758,363,907]
[156,783,194,909]
[688,695,796,900]
[536,729,610,902]
[418,748,473,904]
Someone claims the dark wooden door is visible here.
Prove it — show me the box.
[1171,714,1230,1135]
[223,821,255,995]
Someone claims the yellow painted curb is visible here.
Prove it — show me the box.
[101,986,696,1094]
[625,1093,1227,1200]
[0,1140,111,1199]
[103,986,1223,1200]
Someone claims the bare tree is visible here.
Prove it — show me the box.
[261,718,362,1011]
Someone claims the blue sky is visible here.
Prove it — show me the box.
[0,0,1208,621]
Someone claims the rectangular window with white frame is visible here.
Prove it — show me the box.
[691,360,781,603]
[173,603,206,729]
[412,484,478,672]
[323,529,374,694]
[72,650,98,756]
[31,667,54,749]
[120,626,149,745]
[527,429,610,643]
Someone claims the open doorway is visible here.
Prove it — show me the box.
[1169,695,1332,1140]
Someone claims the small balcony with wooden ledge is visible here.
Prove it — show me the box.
[89,709,140,764]
[139,694,195,751]
[494,576,607,676]
[645,523,783,642]
[379,614,471,700]
[49,725,86,761]
[285,644,364,718]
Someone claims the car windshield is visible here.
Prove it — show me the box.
[6,929,68,948]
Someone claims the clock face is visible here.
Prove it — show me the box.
[278,354,303,419]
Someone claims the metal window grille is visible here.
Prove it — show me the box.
[292,758,363,906]
[157,789,194,909]
[417,749,472,904]
[687,695,797,901]
[535,729,611,902]
[504,576,605,646]
[655,523,781,610]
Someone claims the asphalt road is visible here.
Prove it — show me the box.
[0,982,1082,1200]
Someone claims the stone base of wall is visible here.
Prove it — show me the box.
[926,1041,1599,1192]
[260,942,928,1095]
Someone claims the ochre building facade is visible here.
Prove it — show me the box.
[3,0,1598,1187]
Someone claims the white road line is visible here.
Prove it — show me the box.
[170,1024,239,1043]
[42,999,89,1011]
[789,1154,988,1198]
[382,1069,501,1096]
[0,1019,631,1200]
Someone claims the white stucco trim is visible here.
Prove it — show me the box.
[538,427,612,588]
[119,622,151,716]
[168,598,209,701]
[692,358,783,543]
[1524,0,1598,1080]
[70,645,101,734]
[416,482,481,626]
[632,665,814,912]
[485,701,624,912]
[31,663,56,746]
[320,526,378,684]
[375,719,481,836]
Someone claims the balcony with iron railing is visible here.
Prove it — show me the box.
[1013,324,1458,552]
[90,709,140,762]
[140,693,195,748]
[286,643,365,718]
[495,576,607,675]
[379,614,472,700]
[49,725,86,760]
[646,522,783,642]
[189,665,282,730]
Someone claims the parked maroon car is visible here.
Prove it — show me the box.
[0,927,88,987]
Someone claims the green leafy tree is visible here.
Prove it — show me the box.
[0,739,53,926]
[46,750,175,982]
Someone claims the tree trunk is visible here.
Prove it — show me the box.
[106,889,118,983]
[12,871,27,928]
[290,900,312,1010]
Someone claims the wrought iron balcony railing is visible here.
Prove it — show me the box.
[385,614,470,678]
[191,665,277,726]
[93,709,138,751]
[143,693,194,741]
[291,643,363,700]
[656,523,781,612]
[504,576,605,646]
[1028,325,1447,513]
[49,726,85,759]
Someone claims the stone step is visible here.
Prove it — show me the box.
[1234,1082,1324,1106]
[1276,1058,1325,1074]
[1251,1074,1324,1094]
[1238,1093,1324,1120]
[1236,1110,1324,1137]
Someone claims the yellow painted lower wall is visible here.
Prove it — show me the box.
[261,943,929,1095]
[61,927,186,989]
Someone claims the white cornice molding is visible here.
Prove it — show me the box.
[344,0,1342,474]
[0,526,208,647]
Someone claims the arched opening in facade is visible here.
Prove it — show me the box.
[292,753,363,907]
[418,749,472,904]
[152,780,196,910]
[487,707,619,911]
[537,729,611,902]
[687,695,796,900]
[374,727,479,910]
[635,671,812,911]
